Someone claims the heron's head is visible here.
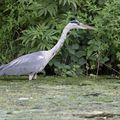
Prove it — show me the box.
[67,20,95,30]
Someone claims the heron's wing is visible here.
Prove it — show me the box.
[0,64,6,70]
[0,52,45,75]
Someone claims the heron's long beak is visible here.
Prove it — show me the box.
[81,24,95,30]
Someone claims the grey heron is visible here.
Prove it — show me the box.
[0,20,94,80]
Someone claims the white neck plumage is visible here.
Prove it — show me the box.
[50,25,71,57]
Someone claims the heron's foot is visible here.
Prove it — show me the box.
[29,74,34,80]
[34,74,37,80]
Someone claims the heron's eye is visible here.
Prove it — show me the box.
[70,20,80,26]
[74,22,80,25]
[75,22,80,25]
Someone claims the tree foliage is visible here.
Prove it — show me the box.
[0,0,119,76]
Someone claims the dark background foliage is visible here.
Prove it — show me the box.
[0,0,119,76]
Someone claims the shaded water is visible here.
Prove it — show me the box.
[0,76,120,120]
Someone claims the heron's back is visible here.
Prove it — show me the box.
[0,51,46,75]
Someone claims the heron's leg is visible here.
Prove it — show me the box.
[34,74,37,80]
[29,73,34,80]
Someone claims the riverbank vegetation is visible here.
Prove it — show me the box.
[0,0,120,76]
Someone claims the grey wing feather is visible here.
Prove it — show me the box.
[0,64,7,70]
[0,52,45,75]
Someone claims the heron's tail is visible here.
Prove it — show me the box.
[0,65,5,70]
[0,64,8,75]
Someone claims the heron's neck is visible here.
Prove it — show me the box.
[50,26,70,56]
